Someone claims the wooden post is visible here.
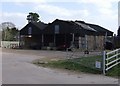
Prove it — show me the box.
[103,51,106,75]
[42,34,44,47]
[94,36,97,50]
[65,34,66,44]
[72,33,75,43]
[54,34,56,46]
[18,32,20,48]
[85,35,88,50]
[79,37,81,49]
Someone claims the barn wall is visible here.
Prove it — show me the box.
[20,35,42,49]
[79,36,86,50]
[78,35,105,51]
[114,36,120,48]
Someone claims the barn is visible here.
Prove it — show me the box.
[42,19,97,50]
[20,21,47,49]
[20,19,113,50]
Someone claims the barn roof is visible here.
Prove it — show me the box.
[74,21,96,32]
[20,19,113,36]
[53,19,97,32]
[75,20,113,36]
[32,21,47,30]
[20,21,47,35]
[43,19,97,35]
[86,23,113,36]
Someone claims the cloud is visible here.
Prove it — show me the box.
[2,12,27,17]
[2,12,27,29]
[34,4,72,17]
[34,3,90,18]
[76,0,118,16]
[0,0,83,3]
[99,8,114,15]
[74,0,118,33]
[86,13,118,33]
[118,1,120,26]
[77,0,118,8]
[1,0,46,2]
[1,0,118,33]
[76,10,89,17]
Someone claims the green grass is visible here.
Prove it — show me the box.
[106,64,120,77]
[33,55,120,77]
[105,54,120,77]
[71,55,102,69]
[33,55,102,74]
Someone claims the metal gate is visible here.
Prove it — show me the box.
[103,48,120,75]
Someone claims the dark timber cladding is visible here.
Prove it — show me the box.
[20,19,114,50]
[43,19,97,48]
[20,21,47,49]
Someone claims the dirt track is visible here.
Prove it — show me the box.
[2,48,102,60]
[2,48,119,84]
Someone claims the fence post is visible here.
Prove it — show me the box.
[103,51,106,75]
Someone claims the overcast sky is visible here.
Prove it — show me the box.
[0,0,119,34]
[118,1,120,28]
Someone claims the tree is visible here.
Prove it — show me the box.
[0,22,15,30]
[2,27,19,41]
[0,22,19,41]
[27,12,40,23]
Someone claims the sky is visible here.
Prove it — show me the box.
[0,0,119,34]
[119,1,120,29]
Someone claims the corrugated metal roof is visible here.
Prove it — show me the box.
[57,19,96,32]
[74,21,96,32]
[75,20,113,36]
[86,23,113,36]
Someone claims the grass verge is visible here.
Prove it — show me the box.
[33,55,102,74]
[33,55,120,77]
[106,64,120,77]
